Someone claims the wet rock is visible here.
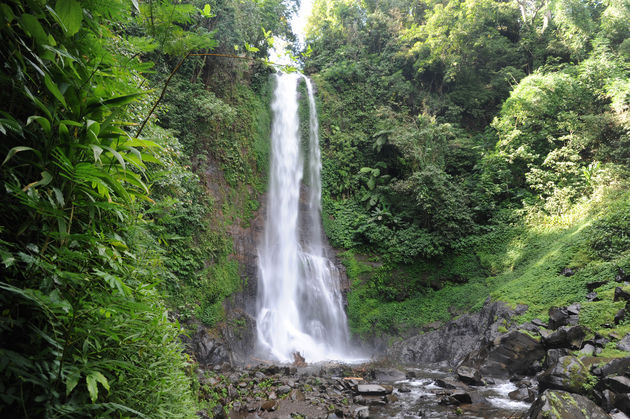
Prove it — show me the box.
[385,394,398,403]
[356,384,388,395]
[434,378,457,389]
[617,334,630,352]
[478,331,546,378]
[615,287,630,302]
[527,389,610,419]
[592,357,630,377]
[509,386,536,402]
[542,325,587,349]
[548,307,570,330]
[396,386,411,393]
[261,400,278,412]
[372,367,406,382]
[456,365,484,386]
[354,406,369,418]
[451,390,473,404]
[538,356,590,394]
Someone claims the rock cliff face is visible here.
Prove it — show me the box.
[386,299,522,366]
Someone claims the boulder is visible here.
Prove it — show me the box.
[592,357,630,377]
[478,331,546,377]
[610,410,630,419]
[434,378,457,389]
[456,365,484,386]
[354,406,369,418]
[617,268,629,283]
[371,367,406,382]
[356,384,389,395]
[527,389,611,419]
[190,326,230,365]
[386,299,516,366]
[599,376,630,394]
[543,325,587,349]
[588,281,608,292]
[617,334,630,352]
[509,386,537,402]
[548,307,570,330]
[614,287,630,302]
[538,356,590,394]
[615,393,630,416]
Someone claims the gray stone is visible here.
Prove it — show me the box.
[387,300,516,366]
[538,355,590,394]
[456,365,484,386]
[527,390,610,419]
[478,331,546,378]
[548,307,570,330]
[372,367,406,382]
[592,357,630,377]
[543,325,587,349]
[356,384,388,395]
[610,410,630,419]
[354,406,369,418]
[617,334,630,351]
[580,343,596,356]
[277,385,291,395]
[615,287,630,302]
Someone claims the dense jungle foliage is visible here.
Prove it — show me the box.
[303,0,630,339]
[0,0,291,416]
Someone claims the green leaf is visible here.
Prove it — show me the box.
[103,146,126,170]
[20,14,48,45]
[2,146,35,166]
[65,368,80,396]
[55,0,83,36]
[23,171,53,191]
[86,373,98,402]
[200,4,215,18]
[131,0,140,13]
[27,115,51,134]
[44,74,67,108]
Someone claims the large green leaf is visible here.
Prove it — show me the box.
[55,0,83,36]
[20,14,48,45]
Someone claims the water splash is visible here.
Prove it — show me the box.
[256,73,351,363]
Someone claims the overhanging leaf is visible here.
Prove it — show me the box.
[55,0,83,36]
[44,74,67,108]
[2,146,36,166]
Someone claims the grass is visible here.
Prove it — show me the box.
[346,186,630,348]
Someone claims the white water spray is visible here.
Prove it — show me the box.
[256,73,351,363]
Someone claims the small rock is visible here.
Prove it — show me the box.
[586,291,600,301]
[211,405,226,419]
[617,334,630,351]
[567,303,581,315]
[434,379,457,389]
[610,409,630,419]
[509,387,536,402]
[386,394,399,403]
[326,414,339,419]
[616,268,629,283]
[354,406,369,418]
[615,287,630,302]
[580,343,596,356]
[356,384,388,395]
[277,385,291,395]
[289,389,305,401]
[353,395,365,405]
[451,390,472,404]
[456,365,484,386]
[561,268,575,277]
[397,386,411,393]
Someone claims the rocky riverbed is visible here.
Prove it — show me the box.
[195,362,532,418]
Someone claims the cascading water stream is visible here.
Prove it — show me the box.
[256,73,351,363]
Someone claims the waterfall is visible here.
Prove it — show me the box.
[256,73,351,363]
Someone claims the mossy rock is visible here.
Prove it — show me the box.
[528,389,610,418]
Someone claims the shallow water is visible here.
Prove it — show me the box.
[374,368,530,418]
